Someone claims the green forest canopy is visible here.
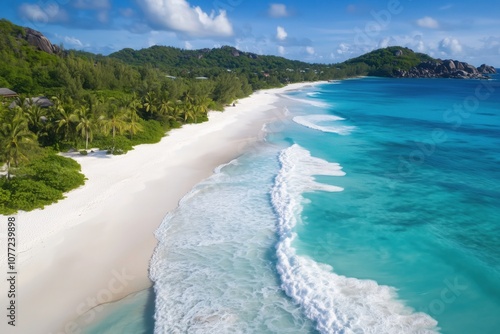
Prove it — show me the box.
[0,18,438,213]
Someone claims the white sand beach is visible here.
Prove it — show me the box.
[0,82,323,333]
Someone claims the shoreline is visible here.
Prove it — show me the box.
[0,81,326,333]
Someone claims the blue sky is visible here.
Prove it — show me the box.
[3,0,500,66]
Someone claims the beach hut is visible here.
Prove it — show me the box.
[9,96,54,109]
[0,88,18,98]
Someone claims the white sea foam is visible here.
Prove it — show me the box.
[150,151,316,333]
[271,144,439,334]
[282,95,331,108]
[293,114,356,135]
[282,106,290,116]
[213,158,239,174]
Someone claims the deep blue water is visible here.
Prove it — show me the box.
[279,77,500,333]
[83,76,500,333]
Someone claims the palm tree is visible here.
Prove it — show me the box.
[0,110,36,180]
[54,99,77,143]
[194,95,212,121]
[164,101,184,128]
[100,101,128,151]
[125,108,143,139]
[85,94,104,118]
[159,98,174,117]
[181,89,195,106]
[24,102,47,138]
[181,100,196,123]
[75,105,95,150]
[126,94,144,138]
[128,93,143,114]
[143,91,158,115]
[181,90,197,123]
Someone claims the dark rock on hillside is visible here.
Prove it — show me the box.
[23,28,60,54]
[394,59,496,79]
[478,64,496,74]
[443,59,455,71]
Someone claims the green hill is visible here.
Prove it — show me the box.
[344,46,436,77]
[110,45,314,74]
[1,18,493,213]
[108,45,364,87]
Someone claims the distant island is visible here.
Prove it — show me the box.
[0,18,497,213]
[344,46,496,79]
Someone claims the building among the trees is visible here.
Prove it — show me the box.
[9,96,54,109]
[0,88,18,98]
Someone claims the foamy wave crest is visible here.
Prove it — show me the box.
[283,95,331,108]
[213,158,239,174]
[150,151,317,333]
[293,114,355,135]
[271,144,439,334]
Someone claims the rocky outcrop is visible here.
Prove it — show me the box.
[477,64,496,74]
[394,59,496,79]
[23,28,60,54]
[394,49,403,57]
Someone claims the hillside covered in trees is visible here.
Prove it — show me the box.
[107,45,368,88]
[343,46,435,77]
[343,46,496,78]
[0,18,376,213]
[0,18,494,213]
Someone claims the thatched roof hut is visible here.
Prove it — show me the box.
[0,88,18,98]
[9,96,54,109]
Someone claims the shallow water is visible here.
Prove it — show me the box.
[83,76,500,334]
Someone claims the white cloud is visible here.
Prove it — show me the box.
[74,0,110,9]
[56,33,90,48]
[278,45,286,55]
[337,43,349,55]
[416,16,440,29]
[378,37,391,48]
[306,46,315,55]
[439,37,463,55]
[184,41,193,50]
[276,26,287,41]
[64,36,84,47]
[148,31,159,47]
[471,36,500,66]
[268,4,289,18]
[19,3,68,23]
[439,4,454,10]
[413,36,426,53]
[416,41,426,52]
[139,0,233,38]
[385,34,427,54]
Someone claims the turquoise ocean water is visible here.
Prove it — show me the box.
[83,76,500,333]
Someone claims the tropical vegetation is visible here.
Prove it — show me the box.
[0,18,437,213]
